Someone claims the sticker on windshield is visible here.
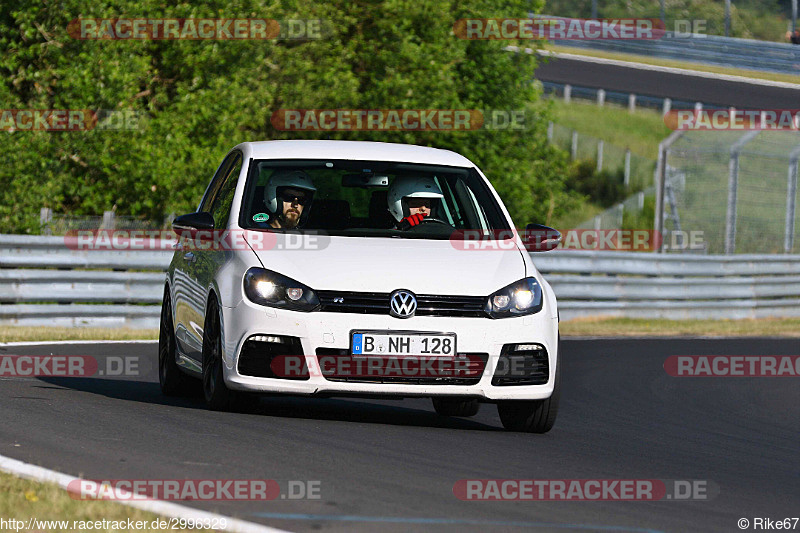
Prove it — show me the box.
[252,213,269,222]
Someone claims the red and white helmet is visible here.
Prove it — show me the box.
[387,177,444,222]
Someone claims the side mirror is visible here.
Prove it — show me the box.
[173,212,214,231]
[172,212,215,240]
[523,223,561,252]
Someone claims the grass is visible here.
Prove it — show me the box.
[0,327,158,343]
[0,471,210,532]
[544,44,800,85]
[547,98,672,159]
[561,317,800,337]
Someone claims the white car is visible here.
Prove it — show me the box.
[159,140,561,432]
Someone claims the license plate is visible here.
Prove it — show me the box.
[351,332,456,357]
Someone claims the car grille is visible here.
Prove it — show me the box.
[315,348,488,385]
[491,344,549,386]
[317,291,489,318]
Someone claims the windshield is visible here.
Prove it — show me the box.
[238,159,511,238]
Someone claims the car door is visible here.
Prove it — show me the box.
[174,152,238,364]
[192,151,244,352]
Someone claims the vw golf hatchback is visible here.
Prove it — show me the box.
[159,140,561,432]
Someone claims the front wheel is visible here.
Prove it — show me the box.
[497,356,560,433]
[432,398,480,417]
[158,290,192,396]
[202,299,240,411]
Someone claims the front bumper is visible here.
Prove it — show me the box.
[220,297,558,401]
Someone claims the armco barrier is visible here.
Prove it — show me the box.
[1,235,799,327]
[535,14,800,76]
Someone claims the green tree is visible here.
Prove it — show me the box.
[0,0,576,233]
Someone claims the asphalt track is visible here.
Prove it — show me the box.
[535,55,800,109]
[0,339,798,533]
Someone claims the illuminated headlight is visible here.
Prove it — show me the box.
[485,278,543,319]
[243,268,319,312]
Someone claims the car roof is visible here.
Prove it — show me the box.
[235,140,475,167]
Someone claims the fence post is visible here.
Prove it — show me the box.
[638,191,645,211]
[694,102,703,114]
[616,204,624,228]
[597,89,606,107]
[571,130,578,160]
[725,0,731,37]
[624,149,631,187]
[785,146,800,253]
[663,98,672,117]
[596,140,604,171]
[628,93,636,114]
[40,208,53,235]
[594,215,602,231]
[654,131,684,253]
[164,213,177,230]
[547,121,554,143]
[101,210,116,230]
[725,131,759,255]
[564,84,572,104]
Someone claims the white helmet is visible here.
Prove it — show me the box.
[264,170,316,216]
[387,176,444,222]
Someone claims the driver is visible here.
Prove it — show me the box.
[264,170,316,229]
[387,176,444,230]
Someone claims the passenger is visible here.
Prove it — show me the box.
[387,176,444,229]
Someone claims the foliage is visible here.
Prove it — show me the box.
[565,160,627,208]
[0,0,580,233]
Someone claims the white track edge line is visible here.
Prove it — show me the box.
[0,453,290,533]
[510,47,800,90]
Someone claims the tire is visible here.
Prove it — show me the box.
[497,354,560,433]
[432,397,480,417]
[201,298,241,411]
[158,290,193,396]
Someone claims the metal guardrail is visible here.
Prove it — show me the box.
[538,14,800,76]
[1,235,799,326]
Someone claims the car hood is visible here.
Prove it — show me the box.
[245,234,527,295]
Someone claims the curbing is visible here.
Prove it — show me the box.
[0,453,290,533]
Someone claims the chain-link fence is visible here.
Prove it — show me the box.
[548,121,656,193]
[660,130,800,254]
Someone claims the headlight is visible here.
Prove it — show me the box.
[485,278,543,318]
[243,267,319,312]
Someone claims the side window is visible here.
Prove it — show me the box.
[199,153,236,213]
[210,154,243,229]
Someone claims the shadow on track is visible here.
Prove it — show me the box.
[35,376,501,431]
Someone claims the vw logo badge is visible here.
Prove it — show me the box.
[389,290,417,319]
